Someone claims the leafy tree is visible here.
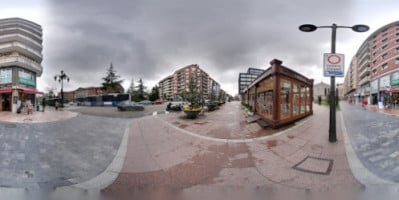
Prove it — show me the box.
[184,78,201,108]
[101,63,123,93]
[148,85,160,101]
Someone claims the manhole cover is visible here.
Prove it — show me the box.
[292,156,333,175]
[5,124,16,128]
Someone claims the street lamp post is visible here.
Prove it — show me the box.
[54,70,70,108]
[299,23,369,143]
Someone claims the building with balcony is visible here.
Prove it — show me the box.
[158,64,221,101]
[0,18,43,112]
[344,56,359,103]
[159,75,173,100]
[344,21,399,106]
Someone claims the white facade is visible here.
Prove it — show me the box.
[0,18,43,112]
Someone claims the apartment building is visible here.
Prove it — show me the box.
[158,64,221,101]
[0,18,43,112]
[344,21,399,106]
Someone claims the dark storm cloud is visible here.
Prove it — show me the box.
[43,0,354,93]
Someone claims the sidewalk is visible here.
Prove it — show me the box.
[365,104,399,116]
[0,109,78,123]
[103,102,363,199]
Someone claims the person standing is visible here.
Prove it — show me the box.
[55,100,59,111]
[42,98,46,112]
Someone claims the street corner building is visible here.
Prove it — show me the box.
[243,59,314,128]
[0,18,43,113]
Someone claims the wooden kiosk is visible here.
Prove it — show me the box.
[243,59,314,128]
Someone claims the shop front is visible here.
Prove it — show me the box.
[0,67,43,113]
[391,71,399,108]
[369,79,379,105]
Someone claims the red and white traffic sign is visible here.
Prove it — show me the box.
[323,53,345,77]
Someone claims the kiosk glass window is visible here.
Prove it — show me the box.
[300,86,306,114]
[306,86,311,112]
[265,91,273,119]
[256,92,265,113]
[280,80,291,119]
[249,94,254,108]
[293,84,300,116]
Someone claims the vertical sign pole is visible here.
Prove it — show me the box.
[329,24,337,143]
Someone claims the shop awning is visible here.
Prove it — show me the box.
[23,89,44,95]
[0,89,12,94]
[384,89,399,94]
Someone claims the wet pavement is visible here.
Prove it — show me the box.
[104,101,362,199]
[2,101,398,199]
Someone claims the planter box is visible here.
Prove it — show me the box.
[183,108,202,119]
[207,104,217,111]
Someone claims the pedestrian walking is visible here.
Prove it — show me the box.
[362,98,368,110]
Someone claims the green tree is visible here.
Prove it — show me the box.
[133,78,146,101]
[148,85,160,101]
[101,63,123,93]
[185,78,201,108]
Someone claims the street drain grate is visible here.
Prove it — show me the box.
[292,156,333,175]
[5,124,16,128]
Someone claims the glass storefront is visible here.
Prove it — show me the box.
[243,60,313,128]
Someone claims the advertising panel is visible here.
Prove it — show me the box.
[0,68,12,84]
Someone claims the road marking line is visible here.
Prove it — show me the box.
[152,111,157,116]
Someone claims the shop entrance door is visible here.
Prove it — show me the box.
[1,94,11,111]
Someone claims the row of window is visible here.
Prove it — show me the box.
[0,67,35,86]
[245,79,311,120]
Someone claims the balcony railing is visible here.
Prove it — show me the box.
[359,66,370,79]
[359,76,370,86]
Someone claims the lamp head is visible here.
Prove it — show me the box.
[351,24,369,32]
[299,24,317,32]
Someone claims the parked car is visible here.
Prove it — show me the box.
[152,99,163,105]
[117,101,144,111]
[138,100,152,105]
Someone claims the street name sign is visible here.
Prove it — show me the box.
[323,53,344,77]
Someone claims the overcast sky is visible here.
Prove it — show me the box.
[1,0,399,95]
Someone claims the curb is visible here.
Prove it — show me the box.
[55,120,130,192]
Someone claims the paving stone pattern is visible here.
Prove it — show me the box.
[341,102,399,182]
[0,114,129,190]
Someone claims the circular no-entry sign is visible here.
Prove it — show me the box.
[327,54,342,64]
